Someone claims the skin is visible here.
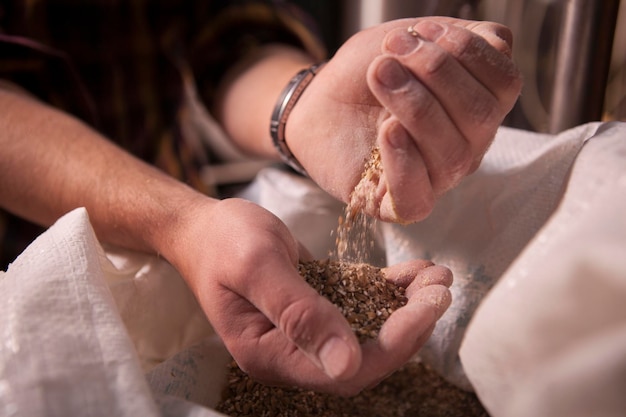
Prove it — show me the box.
[221,17,522,222]
[0,16,521,395]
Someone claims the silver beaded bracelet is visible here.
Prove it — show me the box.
[270,62,325,176]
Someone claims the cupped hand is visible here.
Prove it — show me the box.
[287,17,523,223]
[171,198,452,395]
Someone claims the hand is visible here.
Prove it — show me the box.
[287,17,522,223]
[171,198,452,395]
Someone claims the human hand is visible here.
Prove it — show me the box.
[171,198,451,395]
[286,17,522,223]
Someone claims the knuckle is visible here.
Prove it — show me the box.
[446,144,473,175]
[278,296,320,347]
[229,244,267,280]
[470,94,502,128]
[422,44,452,77]
[432,145,473,193]
[404,88,439,122]
[447,29,479,61]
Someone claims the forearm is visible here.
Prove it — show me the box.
[0,85,211,256]
[215,44,317,159]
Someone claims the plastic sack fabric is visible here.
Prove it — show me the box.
[244,121,626,416]
[459,121,626,417]
[0,208,160,416]
[0,208,226,417]
[1,121,625,416]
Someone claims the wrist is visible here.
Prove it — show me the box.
[270,62,326,175]
[140,183,217,270]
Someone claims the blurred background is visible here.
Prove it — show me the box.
[293,0,625,134]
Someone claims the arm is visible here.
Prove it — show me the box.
[0,85,202,253]
[0,82,451,394]
[216,17,522,223]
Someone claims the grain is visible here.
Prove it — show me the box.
[333,147,382,263]
[217,357,488,417]
[215,260,489,416]
[298,260,406,342]
[215,148,489,416]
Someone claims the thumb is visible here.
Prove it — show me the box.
[256,260,362,380]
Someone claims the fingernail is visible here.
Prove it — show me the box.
[415,21,445,41]
[385,29,422,55]
[376,58,410,90]
[319,336,352,379]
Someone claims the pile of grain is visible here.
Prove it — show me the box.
[215,147,489,416]
[217,359,488,417]
[298,260,406,342]
[215,260,488,417]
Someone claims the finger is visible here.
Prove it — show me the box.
[405,264,453,297]
[383,26,501,154]
[381,259,453,292]
[367,55,471,193]
[411,20,521,114]
[353,285,452,386]
[234,271,451,395]
[462,20,514,58]
[381,258,435,287]
[410,21,521,171]
[377,118,436,223]
[418,17,515,57]
[238,257,362,382]
[408,281,453,316]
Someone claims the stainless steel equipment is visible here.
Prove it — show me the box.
[480,0,622,132]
